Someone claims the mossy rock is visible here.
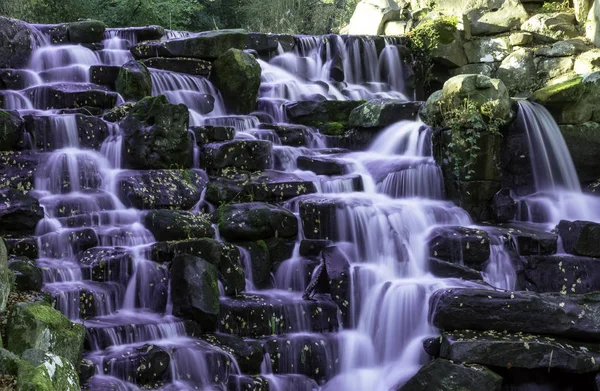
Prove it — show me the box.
[66,20,106,43]
[0,239,12,312]
[8,256,43,292]
[6,303,85,366]
[17,350,79,391]
[0,348,21,376]
[115,60,152,102]
[530,76,586,104]
[211,48,261,114]
[143,210,214,242]
[0,110,23,151]
[285,100,364,132]
[321,122,346,136]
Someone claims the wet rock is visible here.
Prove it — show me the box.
[116,26,165,42]
[0,188,43,237]
[463,37,511,63]
[238,241,271,289]
[211,48,261,114]
[77,247,133,284]
[0,348,21,376]
[258,123,310,147]
[72,114,109,150]
[428,258,482,281]
[5,237,38,259]
[523,254,600,294]
[23,83,119,110]
[245,33,295,54]
[299,239,332,257]
[17,350,80,391]
[0,69,37,90]
[490,188,516,222]
[0,110,24,151]
[151,238,244,295]
[427,226,491,270]
[78,358,95,385]
[201,140,272,173]
[66,20,106,43]
[131,29,247,60]
[216,202,297,242]
[204,333,264,374]
[117,169,205,210]
[115,60,152,102]
[140,57,211,76]
[430,288,600,341]
[557,220,600,257]
[492,223,557,256]
[423,336,442,357]
[171,254,220,332]
[348,99,421,128]
[89,65,120,89]
[120,95,191,170]
[559,122,600,184]
[102,344,170,386]
[521,13,579,43]
[8,256,42,292]
[0,17,36,68]
[285,100,364,134]
[7,302,85,365]
[191,125,234,143]
[144,210,214,242]
[0,240,11,311]
[322,245,351,321]
[264,237,296,264]
[441,330,600,373]
[228,375,269,390]
[218,293,339,337]
[297,156,347,176]
[300,198,340,240]
[397,358,502,391]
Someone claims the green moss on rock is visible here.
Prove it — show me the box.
[115,60,152,102]
[17,351,79,391]
[211,48,261,114]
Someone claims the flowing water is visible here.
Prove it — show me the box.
[1,22,594,391]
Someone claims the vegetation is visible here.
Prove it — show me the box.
[539,0,571,13]
[0,0,358,34]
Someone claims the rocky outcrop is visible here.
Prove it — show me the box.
[0,17,37,69]
[115,60,152,102]
[216,202,298,242]
[143,210,214,242]
[0,188,44,237]
[557,220,600,257]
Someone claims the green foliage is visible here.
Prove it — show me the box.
[442,98,505,181]
[539,0,570,13]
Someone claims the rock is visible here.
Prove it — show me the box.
[245,33,295,54]
[347,0,401,35]
[215,202,298,242]
[466,0,528,36]
[397,358,502,391]
[427,226,491,270]
[96,344,169,386]
[0,347,21,376]
[258,124,310,147]
[7,302,85,365]
[119,95,190,169]
[151,238,244,295]
[140,57,211,76]
[496,48,537,93]
[423,336,442,357]
[441,330,600,373]
[191,125,234,143]
[210,49,261,114]
[348,99,421,128]
[448,63,497,78]
[575,49,600,74]
[66,20,106,43]
[5,237,38,259]
[559,122,600,183]
[300,198,340,240]
[428,258,482,280]
[17,351,80,391]
[0,188,44,237]
[171,255,220,332]
[321,245,351,320]
[0,110,24,151]
[23,84,119,110]
[204,333,264,374]
[0,17,36,69]
[0,69,38,90]
[144,210,214,242]
[201,140,272,174]
[463,37,511,63]
[585,0,600,47]
[237,241,271,289]
[431,38,468,69]
[285,100,364,133]
[430,288,600,341]
[557,220,600,257]
[523,254,600,293]
[536,56,575,80]
[297,156,347,176]
[8,256,42,292]
[0,151,39,193]
[115,60,152,102]
[536,39,590,57]
[131,29,247,60]
[0,240,11,312]
[77,247,133,284]
[490,188,516,222]
[489,223,558,256]
[521,13,579,42]
[116,169,205,210]
[509,31,534,46]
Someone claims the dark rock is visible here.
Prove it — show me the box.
[431,288,600,341]
[492,223,558,256]
[5,237,38,259]
[397,359,502,391]
[89,65,120,89]
[427,226,491,270]
[131,29,247,60]
[238,241,271,289]
[120,95,191,170]
[115,60,152,101]
[557,220,600,257]
[77,247,133,284]
[140,57,211,76]
[171,254,220,332]
[0,110,24,151]
[116,169,205,210]
[300,197,340,240]
[227,375,269,391]
[151,238,244,295]
[23,83,119,110]
[245,33,295,54]
[8,256,43,291]
[560,122,600,184]
[428,258,482,280]
[349,99,422,128]
[423,336,442,357]
[441,330,600,373]
[78,359,95,385]
[190,125,234,143]
[491,188,516,222]
[297,156,347,176]
[111,26,165,42]
[201,140,272,173]
[99,343,170,386]
[285,100,363,134]
[215,202,297,242]
[299,239,332,257]
[264,237,295,264]
[144,210,214,242]
[0,69,39,90]
[258,123,310,147]
[322,245,351,321]
[67,20,106,43]
[0,188,44,237]
[0,17,36,68]
[211,48,261,114]
[204,333,264,374]
[523,254,600,294]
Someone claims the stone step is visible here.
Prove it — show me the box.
[77,247,134,284]
[38,190,117,217]
[44,280,125,320]
[523,254,600,294]
[200,140,273,174]
[22,83,120,110]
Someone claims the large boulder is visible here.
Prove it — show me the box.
[131,29,247,60]
[427,226,490,270]
[171,254,220,332]
[215,202,298,242]
[557,220,600,257]
[210,48,261,114]
[348,99,421,128]
[0,188,44,237]
[430,288,600,341]
[523,254,600,294]
[521,13,579,43]
[0,17,36,69]
[201,140,272,174]
[115,60,152,102]
[347,0,401,35]
[495,48,537,94]
[143,210,214,242]
[17,350,80,391]
[574,49,600,74]
[66,20,106,43]
[463,37,511,63]
[9,256,43,292]
[0,110,24,151]
[7,303,85,365]
[285,100,364,135]
[584,0,600,47]
[559,122,600,184]
[119,95,191,169]
[465,0,528,36]
[397,358,502,391]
